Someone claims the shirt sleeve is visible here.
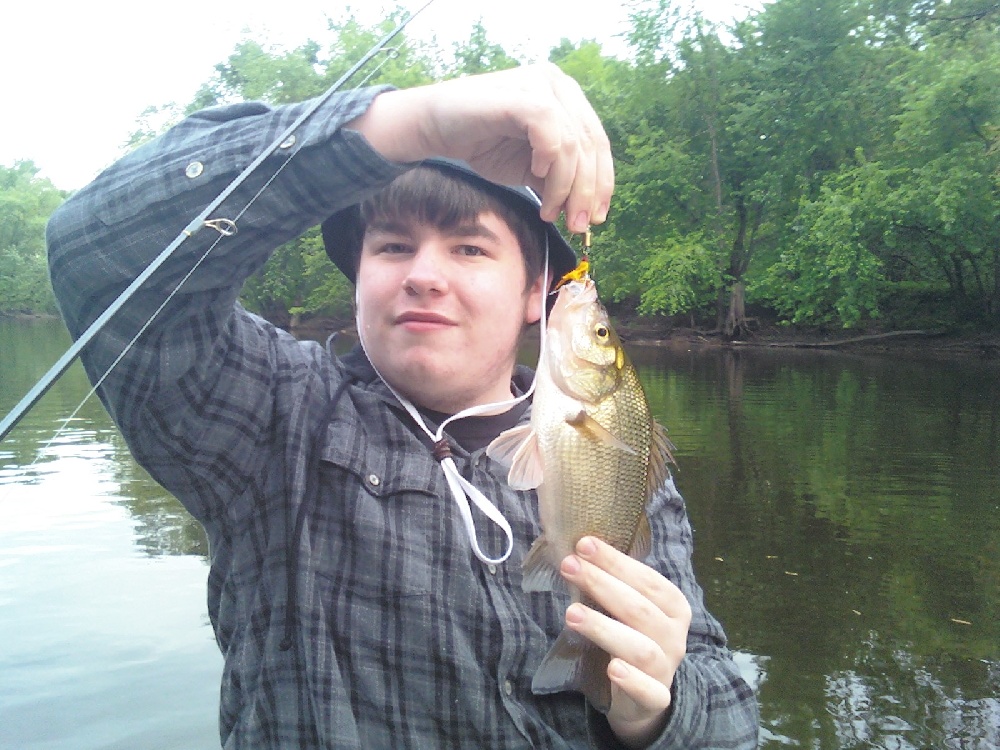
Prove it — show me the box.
[587,477,760,749]
[46,87,408,523]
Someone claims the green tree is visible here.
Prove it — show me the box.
[0,161,64,314]
[760,9,1000,327]
[190,11,440,326]
[451,19,519,75]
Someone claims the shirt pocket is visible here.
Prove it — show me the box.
[310,465,434,600]
[313,431,445,599]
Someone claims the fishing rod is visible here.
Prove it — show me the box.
[0,0,436,445]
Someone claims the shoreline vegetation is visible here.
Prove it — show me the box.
[288,313,1000,359]
[7,310,997,359]
[5,6,1000,351]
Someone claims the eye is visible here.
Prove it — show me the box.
[381,242,412,255]
[595,325,609,340]
[455,244,486,257]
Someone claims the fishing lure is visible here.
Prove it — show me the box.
[554,228,592,289]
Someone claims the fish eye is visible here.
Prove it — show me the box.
[595,325,609,339]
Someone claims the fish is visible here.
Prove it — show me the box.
[486,277,675,712]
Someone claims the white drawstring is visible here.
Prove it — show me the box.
[355,236,551,565]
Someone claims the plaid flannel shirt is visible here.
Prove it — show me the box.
[46,86,759,749]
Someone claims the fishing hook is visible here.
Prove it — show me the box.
[0,0,436,445]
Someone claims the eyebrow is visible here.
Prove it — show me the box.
[366,218,502,244]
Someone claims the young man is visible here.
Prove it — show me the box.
[47,65,758,748]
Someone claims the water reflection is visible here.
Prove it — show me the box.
[639,345,1000,748]
[0,319,220,750]
[2,319,998,748]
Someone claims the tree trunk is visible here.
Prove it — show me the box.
[992,243,999,319]
[724,281,749,339]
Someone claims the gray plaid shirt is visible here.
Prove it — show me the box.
[47,86,759,749]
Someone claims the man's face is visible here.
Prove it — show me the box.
[355,211,545,414]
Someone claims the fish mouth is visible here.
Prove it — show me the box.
[559,278,598,307]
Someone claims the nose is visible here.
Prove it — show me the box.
[403,245,449,296]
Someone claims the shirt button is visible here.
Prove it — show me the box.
[279,135,296,149]
[367,473,381,487]
[487,564,497,575]
[503,679,513,696]
[185,161,204,178]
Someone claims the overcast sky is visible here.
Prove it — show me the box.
[4,0,757,191]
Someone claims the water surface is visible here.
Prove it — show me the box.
[1,318,997,748]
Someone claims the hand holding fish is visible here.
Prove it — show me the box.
[349,63,613,233]
[560,536,691,748]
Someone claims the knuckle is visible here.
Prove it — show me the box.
[631,640,661,672]
[622,596,656,625]
[677,597,693,625]
[643,570,671,600]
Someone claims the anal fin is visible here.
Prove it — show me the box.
[531,627,613,714]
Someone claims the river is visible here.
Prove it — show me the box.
[1,317,997,748]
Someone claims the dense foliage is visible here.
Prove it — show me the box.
[0,162,64,315]
[2,0,998,334]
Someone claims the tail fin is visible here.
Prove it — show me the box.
[530,627,612,713]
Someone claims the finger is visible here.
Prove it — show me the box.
[593,142,615,223]
[535,138,580,226]
[608,658,673,715]
[550,66,613,226]
[563,143,597,235]
[561,556,686,665]
[531,65,611,228]
[575,537,691,621]
[564,601,675,688]
[606,659,673,749]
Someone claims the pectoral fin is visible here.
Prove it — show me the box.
[487,424,544,490]
[566,410,636,455]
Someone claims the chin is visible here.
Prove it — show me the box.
[384,360,454,397]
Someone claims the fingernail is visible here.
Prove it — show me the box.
[597,202,610,221]
[574,211,589,233]
[561,555,582,576]
[577,537,597,558]
[566,603,586,625]
[609,660,629,680]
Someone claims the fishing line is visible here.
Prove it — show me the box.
[0,0,436,449]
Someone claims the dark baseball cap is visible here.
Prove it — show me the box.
[320,158,578,284]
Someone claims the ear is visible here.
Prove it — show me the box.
[523,270,552,326]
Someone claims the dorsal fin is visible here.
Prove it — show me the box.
[646,420,676,498]
[629,512,652,561]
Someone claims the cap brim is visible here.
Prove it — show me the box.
[321,158,577,285]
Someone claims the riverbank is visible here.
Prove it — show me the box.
[614,319,1000,358]
[8,309,997,359]
[291,313,1000,359]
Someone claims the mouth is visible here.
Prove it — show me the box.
[394,311,457,330]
